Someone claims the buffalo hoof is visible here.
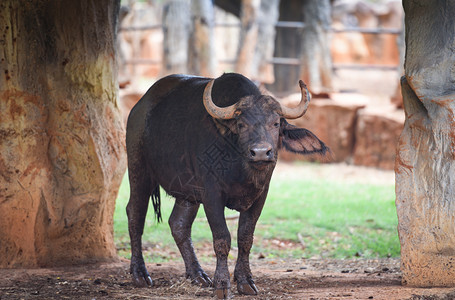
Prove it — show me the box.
[237,280,258,295]
[190,272,213,288]
[132,273,153,288]
[131,264,153,287]
[214,288,231,299]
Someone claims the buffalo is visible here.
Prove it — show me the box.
[126,73,329,298]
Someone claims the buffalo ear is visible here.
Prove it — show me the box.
[280,120,330,156]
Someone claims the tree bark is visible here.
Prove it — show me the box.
[162,0,191,75]
[235,0,260,78]
[396,0,455,286]
[188,0,217,77]
[251,0,280,84]
[0,0,126,267]
[269,0,303,93]
[300,0,333,95]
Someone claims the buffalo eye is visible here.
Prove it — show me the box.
[274,122,280,128]
[237,122,245,131]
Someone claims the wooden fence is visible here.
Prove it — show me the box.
[119,20,402,71]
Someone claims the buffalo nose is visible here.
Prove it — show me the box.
[249,144,274,161]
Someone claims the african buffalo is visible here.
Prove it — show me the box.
[126,73,328,298]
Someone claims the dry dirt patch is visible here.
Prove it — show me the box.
[1,258,455,299]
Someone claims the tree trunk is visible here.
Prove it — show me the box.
[300,0,333,95]
[0,0,126,267]
[235,0,260,78]
[162,0,191,75]
[188,0,217,77]
[396,0,455,286]
[251,0,280,84]
[268,0,303,94]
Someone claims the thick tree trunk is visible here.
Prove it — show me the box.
[188,0,217,77]
[235,0,279,84]
[0,0,126,267]
[162,0,191,75]
[259,0,280,84]
[235,0,260,77]
[396,0,455,286]
[252,0,280,84]
[269,0,303,93]
[300,0,333,95]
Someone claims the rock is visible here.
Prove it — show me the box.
[279,93,365,163]
[396,0,455,286]
[353,107,404,170]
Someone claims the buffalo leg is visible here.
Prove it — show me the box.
[204,201,232,299]
[126,169,153,287]
[169,199,212,287]
[234,192,267,295]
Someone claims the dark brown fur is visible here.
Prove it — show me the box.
[125,73,328,299]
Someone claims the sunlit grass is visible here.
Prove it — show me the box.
[114,164,399,263]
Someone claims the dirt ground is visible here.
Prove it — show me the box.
[2,257,455,299]
[2,163,455,300]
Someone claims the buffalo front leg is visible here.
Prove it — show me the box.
[234,192,267,295]
[204,201,232,299]
[126,170,153,287]
[169,199,212,287]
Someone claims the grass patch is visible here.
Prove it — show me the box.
[114,165,399,263]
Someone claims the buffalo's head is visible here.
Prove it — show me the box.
[203,79,329,172]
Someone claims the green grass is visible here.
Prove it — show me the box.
[114,165,399,263]
[258,179,399,258]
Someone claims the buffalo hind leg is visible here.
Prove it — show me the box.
[169,199,212,287]
[234,192,267,295]
[126,170,153,287]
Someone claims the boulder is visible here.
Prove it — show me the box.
[353,107,404,170]
[279,94,365,163]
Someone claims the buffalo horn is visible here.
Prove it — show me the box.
[279,80,311,119]
[203,79,237,120]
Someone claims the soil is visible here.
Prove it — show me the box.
[2,257,455,299]
[2,163,455,299]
